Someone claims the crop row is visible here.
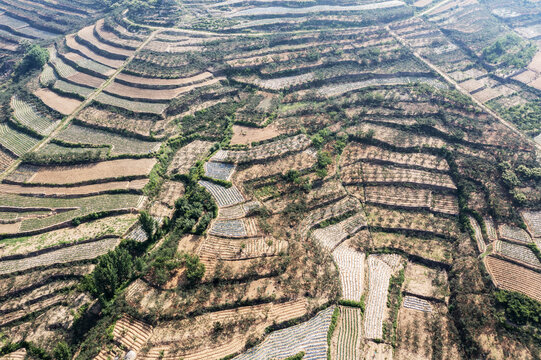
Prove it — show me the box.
[10,96,59,136]
[522,211,541,238]
[233,306,334,360]
[342,143,449,171]
[485,256,541,302]
[0,237,120,275]
[333,245,365,302]
[364,255,393,340]
[211,134,311,164]
[498,224,532,244]
[55,124,161,155]
[336,306,361,360]
[495,240,541,268]
[199,180,245,208]
[0,123,40,156]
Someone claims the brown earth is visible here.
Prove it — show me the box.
[230,124,282,145]
[34,88,81,115]
[29,158,156,184]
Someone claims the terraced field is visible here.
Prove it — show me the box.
[1,0,541,357]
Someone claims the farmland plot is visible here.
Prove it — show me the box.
[366,205,459,238]
[204,161,235,181]
[0,348,26,360]
[495,241,541,268]
[217,200,260,220]
[0,279,79,313]
[55,124,161,155]
[300,197,362,237]
[341,143,449,171]
[0,123,40,156]
[94,93,168,115]
[522,211,541,238]
[199,181,245,207]
[113,314,153,352]
[167,140,214,175]
[0,179,147,197]
[0,193,141,232]
[0,237,120,275]
[28,158,156,184]
[138,300,308,360]
[233,149,317,183]
[0,214,136,258]
[34,88,82,115]
[364,255,393,340]
[342,162,456,190]
[10,96,59,136]
[226,1,406,17]
[65,34,124,69]
[346,123,447,149]
[469,216,486,253]
[403,295,432,312]
[199,236,287,260]
[60,51,115,77]
[234,306,335,360]
[333,244,365,302]
[485,256,541,302]
[312,213,366,251]
[498,224,532,244]
[335,306,362,360]
[211,134,311,164]
[77,106,172,138]
[362,185,432,209]
[0,149,15,174]
[404,262,447,300]
[484,216,498,241]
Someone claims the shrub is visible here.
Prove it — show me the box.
[53,342,70,360]
[14,44,49,78]
[184,253,205,286]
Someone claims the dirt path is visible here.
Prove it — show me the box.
[386,25,541,154]
[0,26,161,181]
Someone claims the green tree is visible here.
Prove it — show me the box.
[53,341,71,360]
[15,44,49,77]
[93,248,134,300]
[184,253,205,286]
[139,211,156,241]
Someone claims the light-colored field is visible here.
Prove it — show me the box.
[0,179,147,196]
[34,88,82,115]
[29,158,156,184]
[404,262,447,300]
[0,214,136,258]
[167,140,214,175]
[230,124,282,145]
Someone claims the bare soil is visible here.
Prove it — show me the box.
[34,88,81,115]
[230,124,282,145]
[29,158,156,184]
